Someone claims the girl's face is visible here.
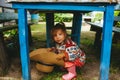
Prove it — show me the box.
[53,29,66,44]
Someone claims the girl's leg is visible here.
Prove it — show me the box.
[62,65,76,80]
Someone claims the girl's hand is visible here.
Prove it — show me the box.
[56,53,65,60]
[47,47,55,52]
[47,48,52,51]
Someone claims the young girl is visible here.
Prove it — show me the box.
[50,22,86,80]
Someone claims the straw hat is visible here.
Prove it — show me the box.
[30,48,64,73]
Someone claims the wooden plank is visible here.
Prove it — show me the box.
[0,12,18,20]
[0,0,12,8]
[113,27,120,33]
[12,3,106,11]
[6,0,118,3]
[115,4,120,10]
[0,25,17,32]
[86,22,102,28]
[87,22,120,33]
[114,16,120,21]
[86,21,120,46]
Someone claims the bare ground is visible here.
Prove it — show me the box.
[0,23,120,80]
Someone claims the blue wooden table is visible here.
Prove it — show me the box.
[10,2,117,80]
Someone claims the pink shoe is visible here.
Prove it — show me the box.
[62,73,76,80]
[62,65,76,80]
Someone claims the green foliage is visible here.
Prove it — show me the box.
[84,13,91,16]
[114,11,120,16]
[39,13,46,21]
[3,29,20,57]
[4,29,17,38]
[92,12,103,23]
[39,13,73,22]
[54,13,73,22]
[114,11,120,28]
[115,22,120,28]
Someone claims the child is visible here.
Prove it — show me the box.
[50,22,86,80]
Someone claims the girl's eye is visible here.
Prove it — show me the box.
[74,48,76,50]
[59,33,62,35]
[67,49,69,51]
[53,34,57,37]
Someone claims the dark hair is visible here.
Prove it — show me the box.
[51,22,67,38]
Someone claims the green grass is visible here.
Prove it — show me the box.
[40,67,83,80]
[31,23,46,32]
[41,70,63,80]
[31,24,46,41]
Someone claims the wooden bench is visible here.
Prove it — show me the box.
[0,23,32,74]
[86,15,120,47]
[0,0,33,74]
[0,24,18,73]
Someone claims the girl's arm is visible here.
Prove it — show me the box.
[56,53,65,60]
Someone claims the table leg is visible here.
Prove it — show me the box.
[71,13,82,46]
[100,5,114,80]
[46,13,54,47]
[18,9,30,80]
[94,30,102,47]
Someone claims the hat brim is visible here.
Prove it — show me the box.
[36,63,54,73]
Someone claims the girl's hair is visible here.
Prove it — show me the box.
[51,22,67,38]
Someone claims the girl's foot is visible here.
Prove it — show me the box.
[62,72,76,80]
